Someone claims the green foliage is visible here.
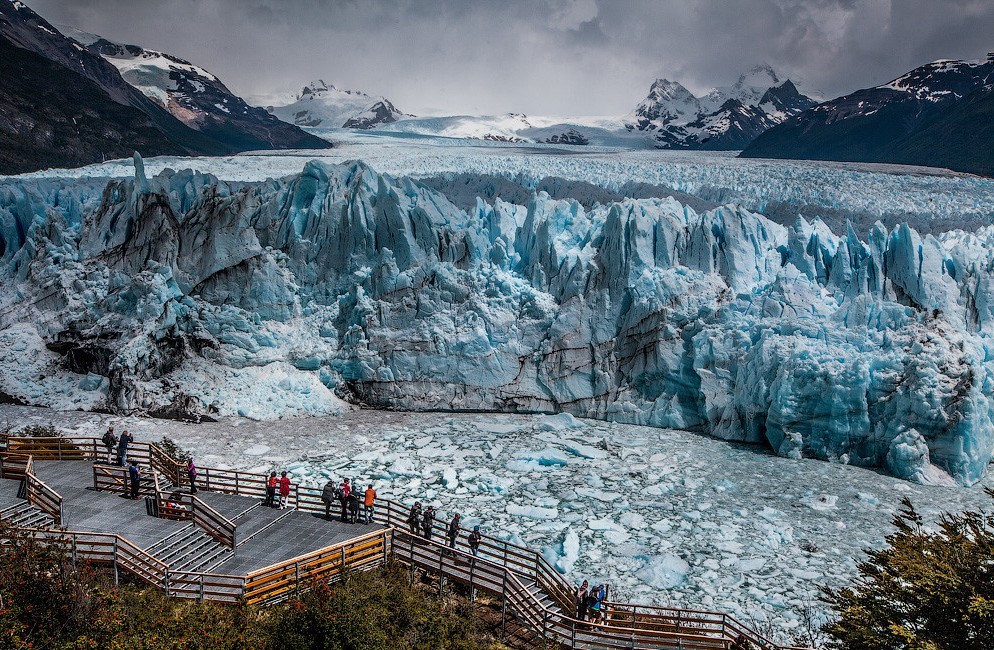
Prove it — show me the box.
[822,493,994,650]
[13,424,61,438]
[157,437,190,464]
[0,523,496,650]
[266,565,489,650]
[0,520,99,649]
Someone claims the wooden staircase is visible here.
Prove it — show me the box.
[0,433,806,650]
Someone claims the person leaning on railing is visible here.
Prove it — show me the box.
[265,471,277,508]
[321,479,338,519]
[363,484,376,524]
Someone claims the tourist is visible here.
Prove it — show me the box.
[101,426,117,463]
[321,478,338,519]
[468,525,482,557]
[265,471,278,508]
[447,512,461,549]
[339,478,351,521]
[117,430,133,466]
[347,486,361,523]
[363,484,376,524]
[187,457,198,494]
[408,501,423,535]
[278,471,291,509]
[575,580,589,621]
[589,584,607,624]
[128,461,140,499]
[422,505,436,541]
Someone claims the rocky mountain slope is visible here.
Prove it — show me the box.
[65,29,330,152]
[0,36,187,174]
[1,156,992,486]
[267,80,407,129]
[0,0,230,166]
[741,55,994,176]
[625,65,817,150]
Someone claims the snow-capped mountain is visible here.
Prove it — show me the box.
[62,27,329,152]
[266,80,408,129]
[0,0,231,171]
[742,54,994,176]
[3,156,994,486]
[625,65,817,150]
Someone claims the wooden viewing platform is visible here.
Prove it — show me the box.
[0,434,807,650]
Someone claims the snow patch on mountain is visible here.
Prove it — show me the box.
[266,80,408,129]
[625,65,817,150]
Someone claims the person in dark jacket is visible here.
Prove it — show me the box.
[347,488,361,523]
[422,505,436,541]
[447,513,461,549]
[408,501,423,535]
[128,461,141,499]
[468,525,482,557]
[117,430,133,466]
[321,479,338,519]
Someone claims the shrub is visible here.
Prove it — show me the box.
[822,493,994,650]
[0,525,496,650]
[157,437,191,464]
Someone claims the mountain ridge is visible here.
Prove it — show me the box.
[741,54,994,176]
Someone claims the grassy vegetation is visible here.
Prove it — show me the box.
[0,521,504,650]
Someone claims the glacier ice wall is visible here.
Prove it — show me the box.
[1,158,993,485]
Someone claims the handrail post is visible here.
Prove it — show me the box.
[438,542,445,600]
[294,562,300,595]
[500,562,508,640]
[113,537,119,586]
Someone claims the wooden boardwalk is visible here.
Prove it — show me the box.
[0,434,807,650]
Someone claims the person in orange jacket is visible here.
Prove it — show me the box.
[363,484,376,524]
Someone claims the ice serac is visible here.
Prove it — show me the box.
[1,160,993,485]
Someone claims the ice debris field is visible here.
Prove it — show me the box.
[4,404,992,642]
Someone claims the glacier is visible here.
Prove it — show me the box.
[2,155,994,485]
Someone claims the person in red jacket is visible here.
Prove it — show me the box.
[265,471,278,508]
[278,471,292,509]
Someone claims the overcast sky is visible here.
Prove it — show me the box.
[25,0,994,116]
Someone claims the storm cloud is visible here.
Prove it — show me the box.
[24,0,994,115]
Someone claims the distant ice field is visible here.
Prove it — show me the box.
[5,404,992,642]
[6,129,994,234]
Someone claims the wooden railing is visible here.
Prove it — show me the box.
[243,529,390,605]
[156,490,237,549]
[1,435,801,649]
[5,524,385,606]
[24,457,64,526]
[92,463,157,498]
[0,451,31,480]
